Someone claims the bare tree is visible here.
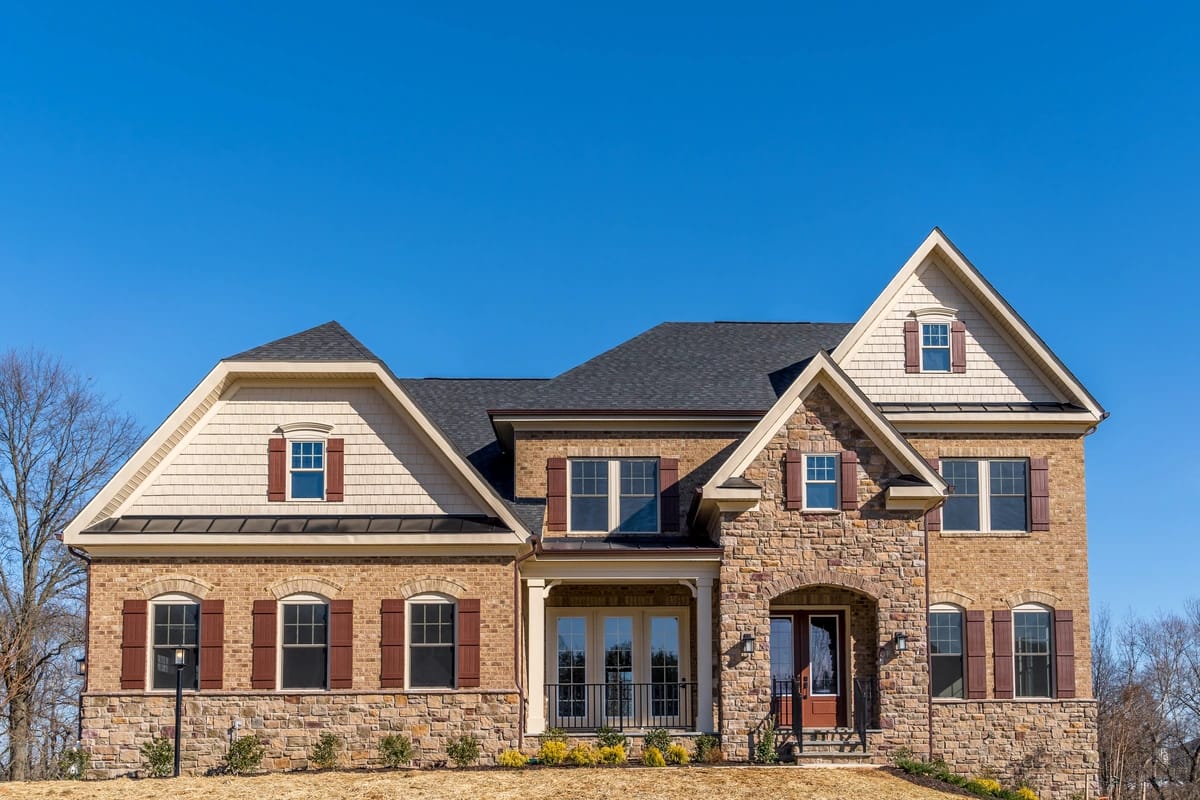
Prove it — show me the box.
[0,350,140,780]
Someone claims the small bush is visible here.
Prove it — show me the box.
[693,733,720,763]
[58,747,90,780]
[597,744,626,764]
[539,727,569,744]
[379,734,414,768]
[310,732,340,770]
[643,727,672,754]
[140,737,174,778]
[596,724,628,750]
[1014,788,1038,800]
[497,749,528,768]
[642,746,666,767]
[446,734,481,767]
[566,743,599,766]
[753,716,778,764]
[665,743,689,765]
[225,734,266,775]
[538,739,569,766]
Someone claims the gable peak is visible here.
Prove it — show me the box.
[225,321,380,363]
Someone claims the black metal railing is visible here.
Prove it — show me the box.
[853,677,876,752]
[772,677,878,753]
[546,682,695,730]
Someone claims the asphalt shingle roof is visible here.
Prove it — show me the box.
[226,321,380,362]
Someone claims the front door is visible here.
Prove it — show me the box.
[770,610,846,728]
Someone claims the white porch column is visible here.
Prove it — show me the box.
[695,576,715,732]
[526,578,547,734]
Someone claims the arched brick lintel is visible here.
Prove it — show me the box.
[267,575,344,600]
[1004,589,1062,608]
[140,574,214,599]
[930,589,976,608]
[397,577,468,599]
[764,569,883,602]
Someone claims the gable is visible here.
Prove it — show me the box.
[840,252,1063,404]
[122,383,485,517]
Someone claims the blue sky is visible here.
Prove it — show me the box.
[1,3,1196,617]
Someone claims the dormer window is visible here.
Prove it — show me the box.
[290,441,325,500]
[921,323,951,372]
[268,424,344,503]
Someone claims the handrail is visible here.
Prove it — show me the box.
[545,682,695,730]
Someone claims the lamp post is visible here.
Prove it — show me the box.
[173,647,185,777]
[74,656,86,745]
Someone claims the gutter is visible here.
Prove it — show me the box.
[512,537,541,748]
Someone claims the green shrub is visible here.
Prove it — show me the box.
[753,716,778,764]
[1014,788,1039,800]
[446,734,481,767]
[643,727,672,754]
[539,727,569,744]
[140,737,174,778]
[58,747,90,780]
[597,744,626,764]
[538,739,569,766]
[665,743,689,765]
[310,732,340,770]
[225,734,266,775]
[693,733,720,763]
[379,734,414,768]
[596,725,628,750]
[642,746,666,767]
[566,743,599,766]
[497,749,528,768]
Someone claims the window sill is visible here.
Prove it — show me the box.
[940,530,1031,539]
[932,697,1068,704]
[796,509,841,516]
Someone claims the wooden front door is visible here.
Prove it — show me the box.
[770,610,846,728]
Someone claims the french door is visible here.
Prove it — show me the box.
[770,610,846,728]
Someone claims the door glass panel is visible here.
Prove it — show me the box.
[650,616,680,717]
[603,617,633,717]
[556,617,587,718]
[770,617,794,691]
[809,616,839,695]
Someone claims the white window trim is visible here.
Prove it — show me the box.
[929,603,965,701]
[802,454,839,512]
[545,606,691,688]
[566,458,661,535]
[1012,603,1055,699]
[941,458,1030,533]
[146,593,201,693]
[405,594,458,691]
[919,321,953,374]
[286,438,327,502]
[277,593,330,692]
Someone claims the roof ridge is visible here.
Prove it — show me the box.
[225,320,381,362]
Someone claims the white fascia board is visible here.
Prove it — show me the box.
[703,352,947,496]
[831,229,1106,419]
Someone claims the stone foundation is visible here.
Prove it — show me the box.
[932,699,1099,799]
[82,690,521,778]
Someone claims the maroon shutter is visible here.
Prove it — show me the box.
[925,457,942,532]
[965,610,986,699]
[380,600,406,689]
[268,438,287,501]
[457,598,481,688]
[1030,457,1050,531]
[785,450,802,511]
[950,320,967,373]
[328,599,353,689]
[660,457,680,532]
[120,599,148,690]
[904,320,920,373]
[840,451,859,510]
[326,438,345,502]
[993,610,1014,699]
[199,599,224,690]
[1055,610,1076,699]
[251,599,277,689]
[546,458,567,532]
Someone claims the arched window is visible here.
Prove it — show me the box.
[929,604,964,699]
[150,593,200,691]
[408,594,456,689]
[279,593,329,690]
[1013,604,1053,698]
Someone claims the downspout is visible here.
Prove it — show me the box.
[513,536,540,750]
[924,510,935,761]
[65,542,92,744]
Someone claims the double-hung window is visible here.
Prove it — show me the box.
[569,459,659,533]
[942,459,1028,532]
[409,596,455,689]
[290,441,325,500]
[803,455,839,510]
[280,597,328,689]
[151,596,199,690]
[921,323,951,372]
[929,605,964,699]
[1013,605,1053,698]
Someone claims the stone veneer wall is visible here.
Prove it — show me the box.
[82,690,520,778]
[932,700,1099,798]
[718,385,929,762]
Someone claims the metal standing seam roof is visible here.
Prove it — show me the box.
[83,515,512,535]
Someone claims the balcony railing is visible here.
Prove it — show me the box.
[545,682,695,730]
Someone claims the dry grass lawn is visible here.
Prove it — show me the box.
[0,766,961,800]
